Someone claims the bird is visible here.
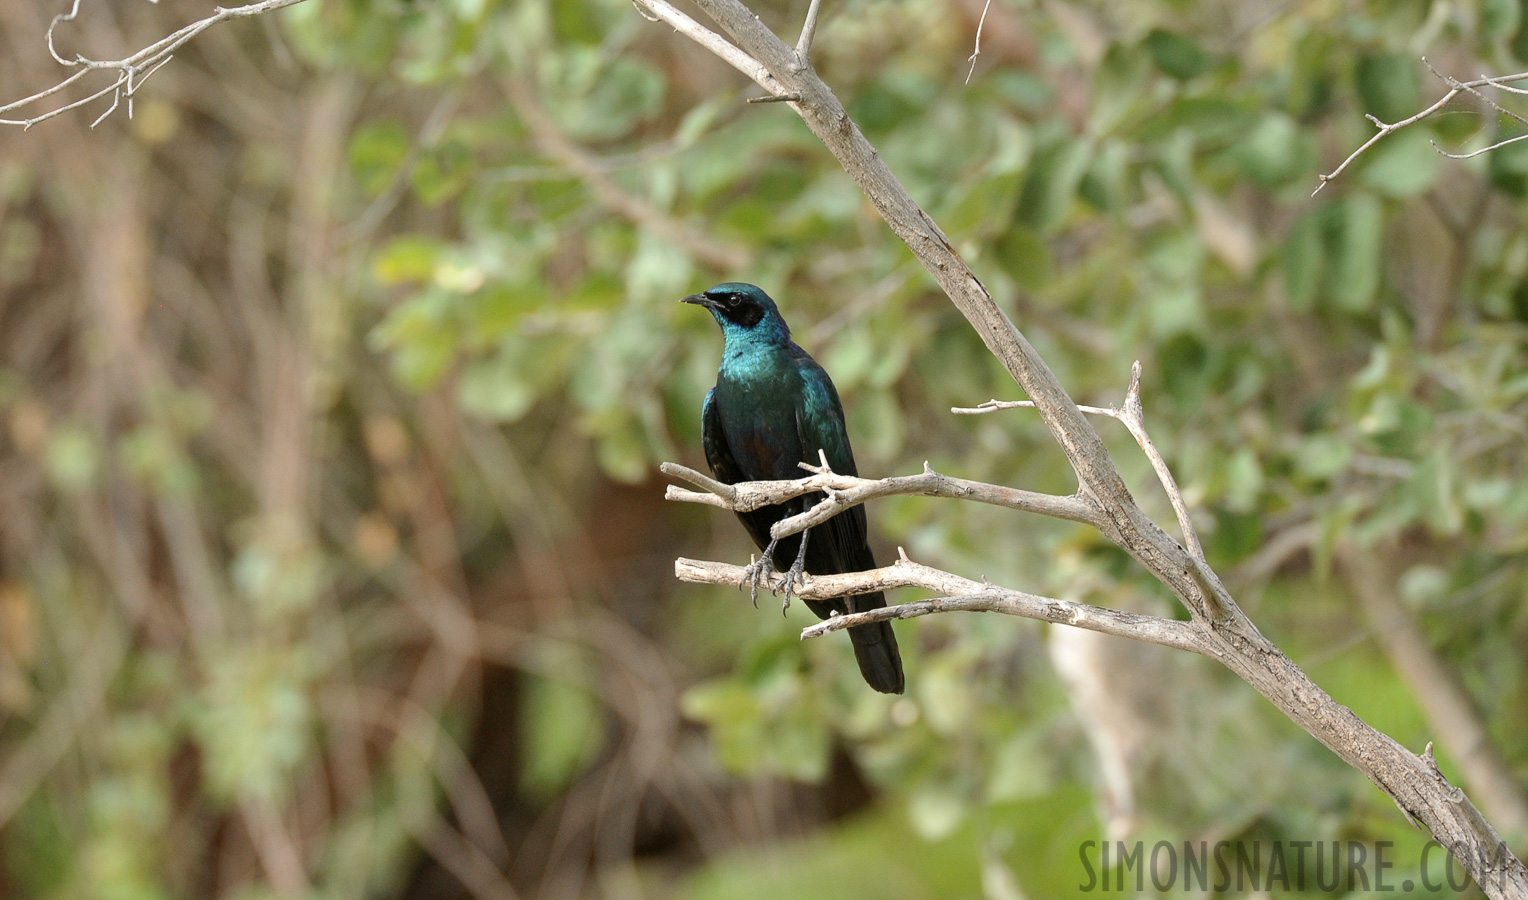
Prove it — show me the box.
[682,282,905,694]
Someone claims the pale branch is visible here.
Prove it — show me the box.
[795,0,824,58]
[627,0,794,100]
[659,460,1103,535]
[955,361,1205,561]
[953,398,1114,416]
[965,0,994,85]
[674,557,1202,653]
[2,0,313,129]
[1314,59,1528,196]
[645,3,1528,893]
[1436,131,1528,160]
[1424,58,1528,132]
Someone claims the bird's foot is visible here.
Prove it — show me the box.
[737,542,778,609]
[777,526,811,615]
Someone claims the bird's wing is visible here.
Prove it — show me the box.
[791,351,876,574]
[790,350,859,478]
[702,386,778,552]
[701,387,746,484]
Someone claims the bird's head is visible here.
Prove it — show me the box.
[681,283,789,343]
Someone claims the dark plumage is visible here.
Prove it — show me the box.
[683,282,905,694]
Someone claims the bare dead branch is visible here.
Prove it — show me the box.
[660,460,1103,534]
[1341,547,1528,841]
[1315,58,1528,196]
[1424,57,1528,132]
[1435,130,1528,160]
[955,361,1204,560]
[795,0,824,58]
[628,0,787,96]
[1,0,312,129]
[965,0,993,84]
[675,557,1202,652]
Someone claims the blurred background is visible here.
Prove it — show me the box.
[0,0,1526,897]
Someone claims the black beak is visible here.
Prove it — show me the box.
[680,293,714,308]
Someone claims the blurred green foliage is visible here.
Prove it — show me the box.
[2,0,1528,896]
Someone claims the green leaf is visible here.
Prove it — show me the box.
[1090,43,1151,134]
[520,674,604,798]
[1018,131,1092,232]
[190,647,313,803]
[1482,0,1522,38]
[411,139,475,206]
[45,425,98,493]
[349,120,409,197]
[1412,450,1464,535]
[1284,208,1325,311]
[1357,127,1439,197]
[373,236,444,286]
[1079,139,1129,211]
[467,283,542,344]
[457,353,537,422]
[596,422,650,484]
[1355,55,1420,124]
[547,56,666,142]
[1324,193,1384,313]
[370,290,458,391]
[625,231,693,305]
[995,227,1051,290]
[1487,127,1528,197]
[1231,113,1303,187]
[908,782,967,841]
[1144,29,1211,80]
[1296,433,1353,481]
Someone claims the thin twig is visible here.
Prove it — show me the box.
[660,460,1103,532]
[1114,361,1204,561]
[1434,130,1528,160]
[629,0,782,92]
[795,0,824,59]
[1424,57,1528,131]
[2,0,313,129]
[955,362,1204,561]
[953,398,1116,416]
[965,0,994,84]
[674,558,1202,653]
[1315,59,1528,195]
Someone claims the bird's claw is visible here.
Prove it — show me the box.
[738,544,778,609]
[777,560,807,615]
[777,525,812,615]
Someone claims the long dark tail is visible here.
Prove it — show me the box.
[842,591,904,694]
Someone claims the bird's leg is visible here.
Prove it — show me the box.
[777,526,810,614]
[737,543,778,608]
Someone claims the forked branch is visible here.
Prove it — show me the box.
[1,0,313,129]
[1315,58,1528,195]
[674,556,1201,653]
[661,460,1102,534]
[955,360,1204,561]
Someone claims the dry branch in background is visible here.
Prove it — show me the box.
[646,1,1528,894]
[1315,58,1528,195]
[0,0,313,129]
